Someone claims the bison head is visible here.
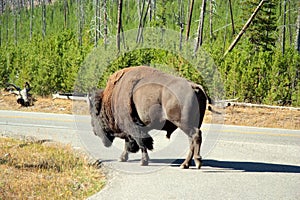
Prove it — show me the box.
[88,89,115,147]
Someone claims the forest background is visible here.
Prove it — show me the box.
[0,0,299,106]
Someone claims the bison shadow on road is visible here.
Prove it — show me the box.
[149,159,300,173]
[97,159,300,173]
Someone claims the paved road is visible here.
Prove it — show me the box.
[0,110,299,199]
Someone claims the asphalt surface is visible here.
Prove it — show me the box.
[0,110,299,199]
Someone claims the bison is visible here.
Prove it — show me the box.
[89,66,211,169]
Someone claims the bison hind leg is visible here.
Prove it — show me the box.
[192,130,202,169]
[180,129,202,169]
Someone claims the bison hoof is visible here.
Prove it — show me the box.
[195,162,202,169]
[140,159,149,166]
[180,163,190,169]
[119,157,128,162]
[195,157,202,169]
[119,153,128,162]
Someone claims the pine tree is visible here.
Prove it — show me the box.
[240,0,277,51]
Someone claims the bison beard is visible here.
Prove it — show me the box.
[89,66,209,169]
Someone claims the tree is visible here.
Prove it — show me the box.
[103,0,108,48]
[94,0,100,47]
[116,0,123,52]
[64,0,69,29]
[224,0,266,56]
[30,0,34,41]
[209,0,214,39]
[228,0,235,36]
[240,0,277,51]
[42,0,47,39]
[13,0,18,45]
[296,5,300,53]
[282,0,287,55]
[136,0,150,43]
[0,20,1,46]
[178,0,184,50]
[185,0,194,41]
[77,0,84,46]
[194,0,206,54]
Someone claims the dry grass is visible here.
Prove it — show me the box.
[0,91,299,130]
[204,105,300,130]
[0,137,105,200]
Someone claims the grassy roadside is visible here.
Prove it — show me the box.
[0,137,105,199]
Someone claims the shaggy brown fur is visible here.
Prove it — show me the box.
[101,67,136,132]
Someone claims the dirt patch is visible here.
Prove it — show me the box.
[0,92,73,114]
[205,105,299,130]
[1,91,299,130]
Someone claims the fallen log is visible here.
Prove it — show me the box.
[52,93,88,101]
[229,102,300,111]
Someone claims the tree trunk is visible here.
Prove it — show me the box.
[117,0,123,52]
[137,0,142,21]
[42,0,46,39]
[282,0,287,55]
[77,0,84,46]
[223,0,229,53]
[14,0,18,45]
[30,0,34,41]
[153,0,156,19]
[209,0,213,39]
[288,0,292,46]
[194,0,206,54]
[5,2,9,46]
[94,0,100,47]
[103,0,108,49]
[0,13,2,47]
[136,0,150,43]
[224,0,265,57]
[228,0,235,36]
[149,0,152,21]
[295,5,300,53]
[136,0,145,43]
[179,0,184,51]
[185,0,194,41]
[64,0,69,29]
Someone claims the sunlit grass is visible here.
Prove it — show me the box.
[0,137,105,200]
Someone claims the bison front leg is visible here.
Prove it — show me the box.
[180,129,202,169]
[119,148,129,162]
[119,136,140,162]
[140,147,150,166]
